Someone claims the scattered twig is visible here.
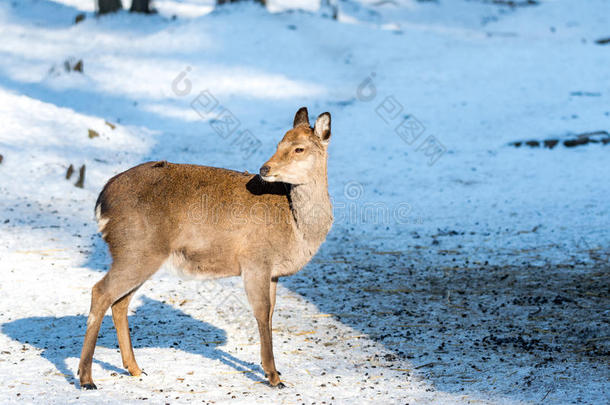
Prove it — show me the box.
[541,387,553,402]
[415,362,439,369]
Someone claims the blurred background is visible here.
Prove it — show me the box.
[0,0,608,403]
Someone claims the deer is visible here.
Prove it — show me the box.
[78,107,333,390]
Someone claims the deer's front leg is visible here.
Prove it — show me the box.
[269,277,278,333]
[242,270,284,387]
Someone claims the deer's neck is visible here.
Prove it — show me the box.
[289,169,333,247]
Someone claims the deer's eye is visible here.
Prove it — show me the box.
[294,148,305,153]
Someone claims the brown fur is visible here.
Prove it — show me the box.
[78,108,333,389]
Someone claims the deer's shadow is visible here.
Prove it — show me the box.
[1,296,265,386]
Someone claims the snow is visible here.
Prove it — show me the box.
[0,0,608,404]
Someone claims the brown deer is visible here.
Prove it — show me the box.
[78,107,333,389]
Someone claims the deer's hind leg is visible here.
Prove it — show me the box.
[78,255,164,390]
[112,287,142,376]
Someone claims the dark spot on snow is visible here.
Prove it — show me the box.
[552,295,574,305]
[486,0,538,7]
[74,164,86,188]
[543,139,558,149]
[482,334,553,352]
[570,91,601,97]
[509,131,609,149]
[595,37,610,45]
[329,98,355,107]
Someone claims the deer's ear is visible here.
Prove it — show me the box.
[313,112,331,144]
[293,107,309,128]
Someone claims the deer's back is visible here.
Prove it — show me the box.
[96,161,297,278]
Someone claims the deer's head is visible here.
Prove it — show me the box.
[259,107,331,185]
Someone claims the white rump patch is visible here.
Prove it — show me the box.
[95,204,109,236]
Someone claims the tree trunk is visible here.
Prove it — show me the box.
[97,0,122,14]
[320,0,338,20]
[130,0,153,13]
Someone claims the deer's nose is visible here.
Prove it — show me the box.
[259,165,270,176]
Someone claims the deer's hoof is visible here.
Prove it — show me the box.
[81,383,97,390]
[265,370,282,386]
[128,366,143,377]
[276,382,286,389]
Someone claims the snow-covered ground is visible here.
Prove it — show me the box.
[0,0,608,403]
